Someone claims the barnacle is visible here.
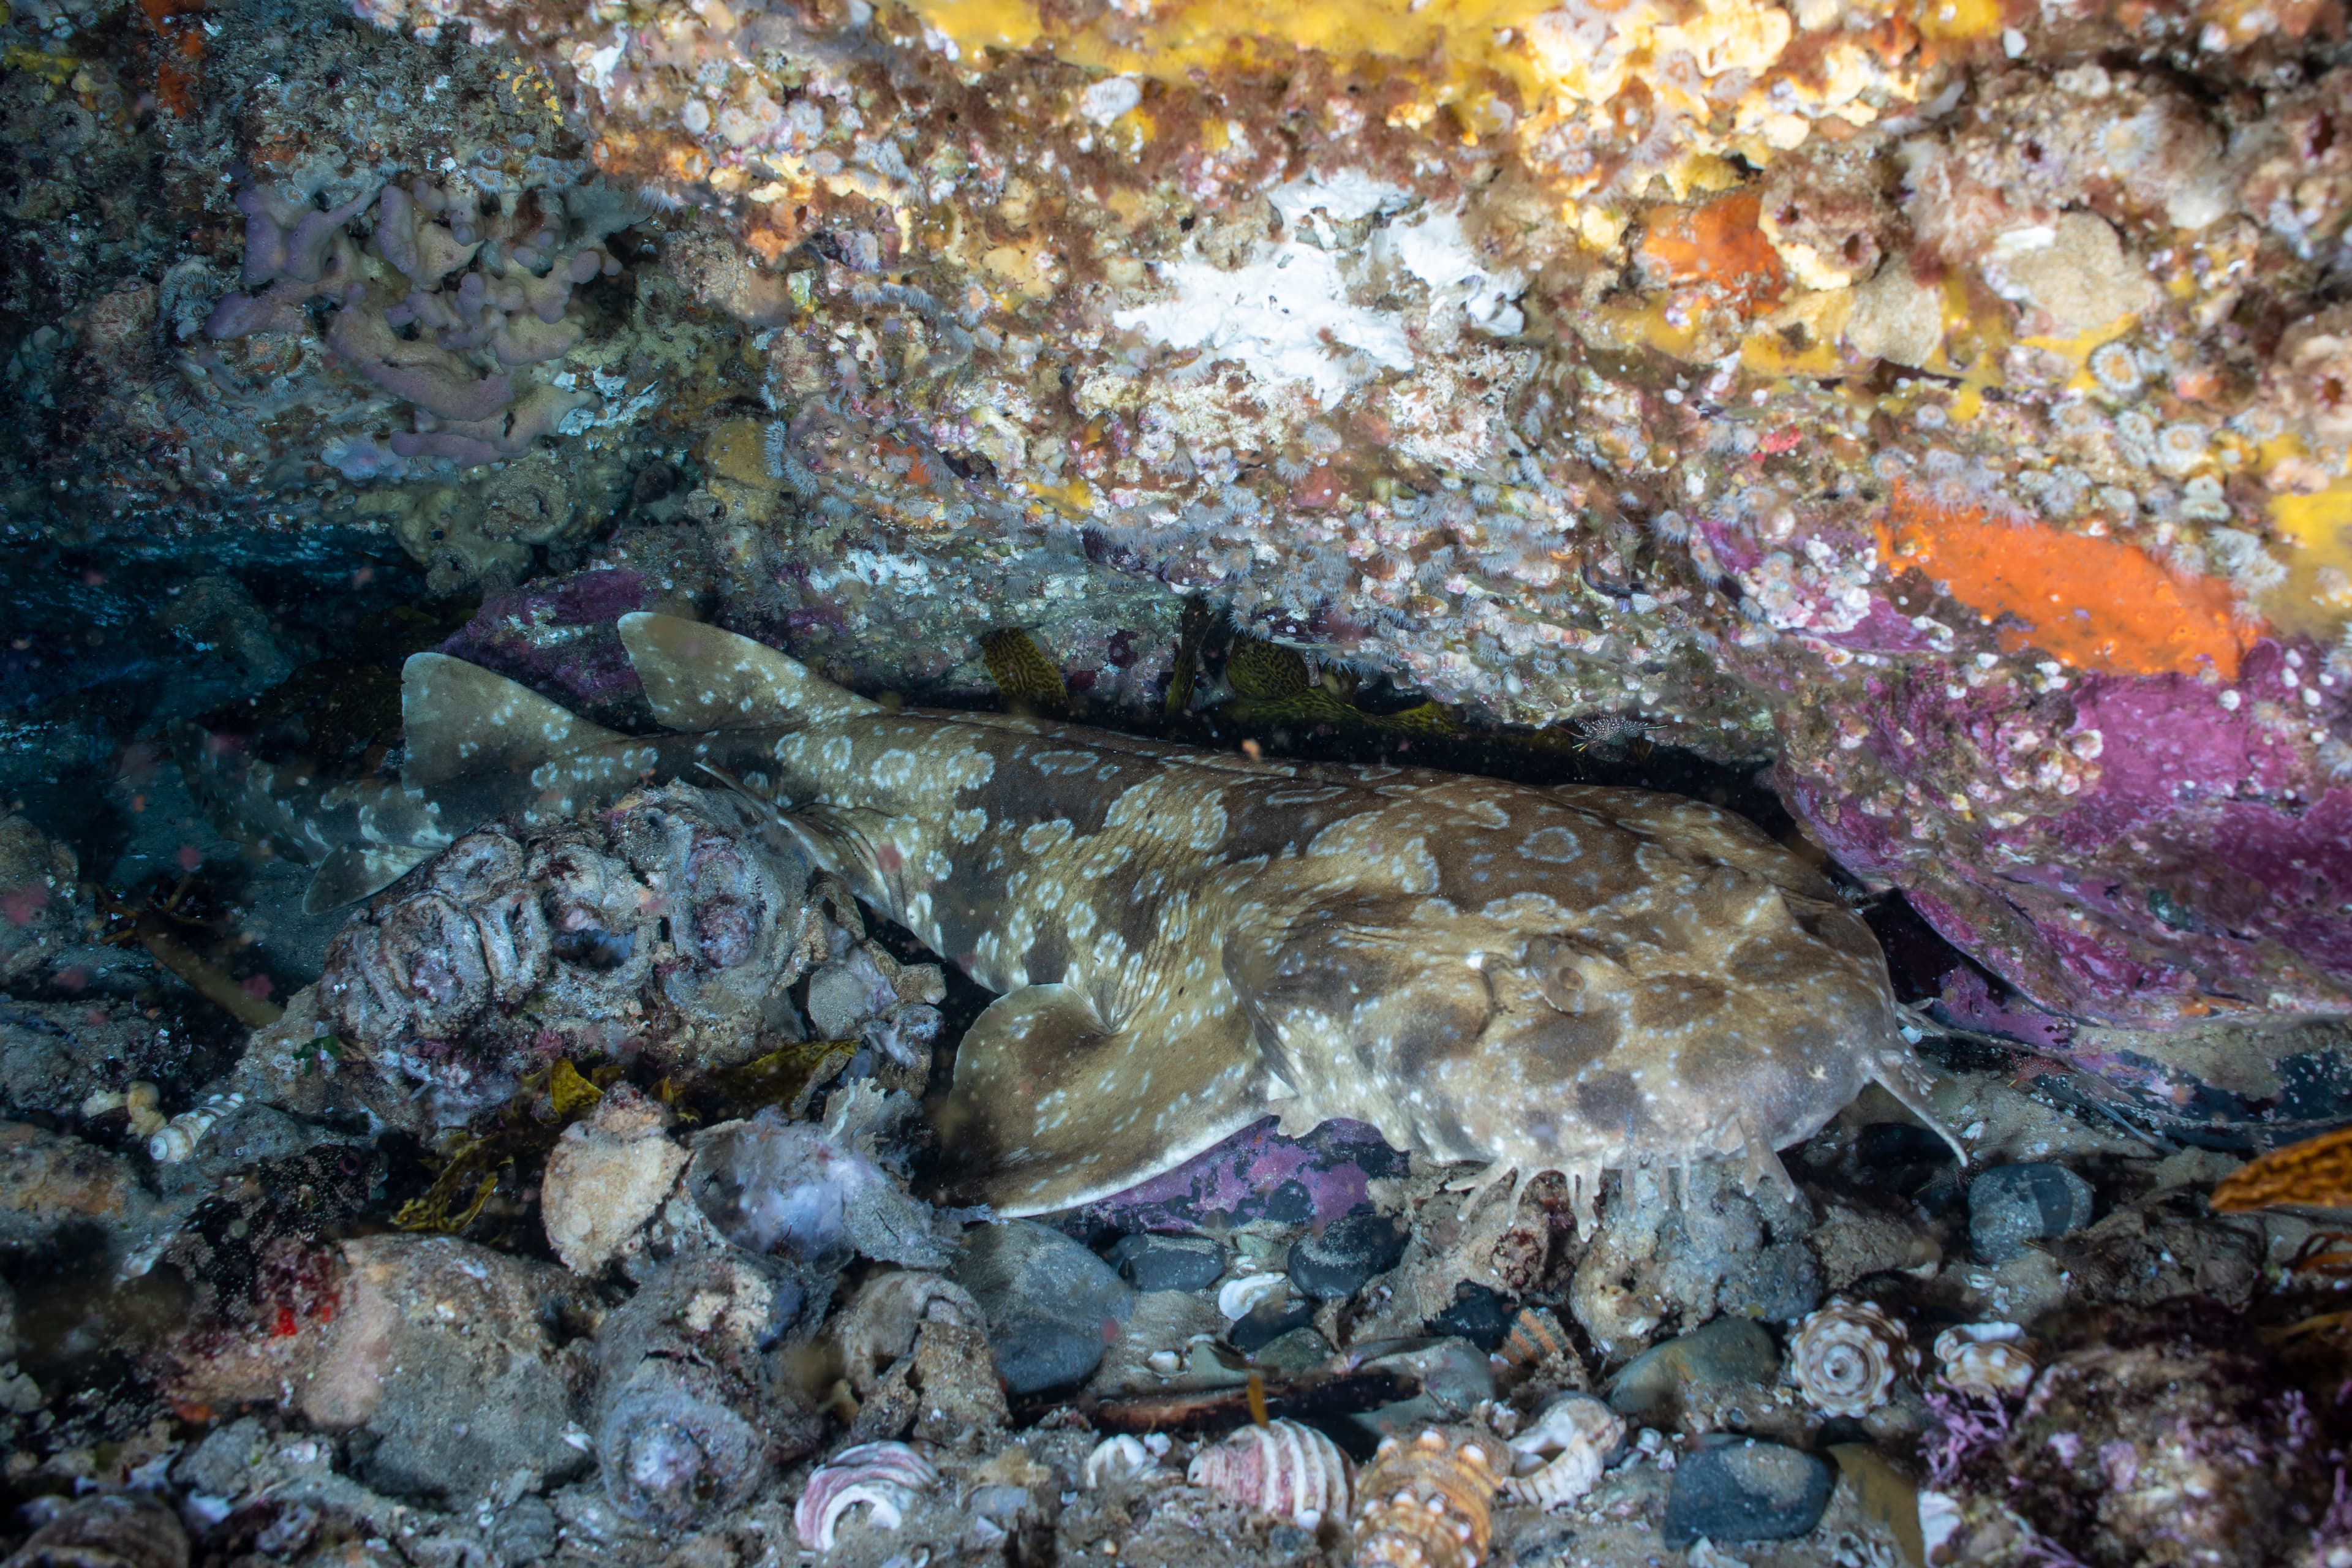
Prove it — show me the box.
[1352,1428,1501,1568]
[1788,1298,1916,1419]
[1186,1419,1352,1528]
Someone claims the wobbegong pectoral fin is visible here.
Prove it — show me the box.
[929,983,1268,1216]
[400,654,623,789]
[619,612,881,730]
[303,843,434,913]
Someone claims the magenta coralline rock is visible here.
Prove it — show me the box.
[437,567,657,725]
[1778,638,2352,1030]
[1694,505,2352,1038]
[1063,1117,1403,1234]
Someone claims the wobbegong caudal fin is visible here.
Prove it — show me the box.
[399,653,625,790]
[619,612,881,730]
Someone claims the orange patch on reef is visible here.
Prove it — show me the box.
[1635,192,1785,315]
[1875,486,2256,679]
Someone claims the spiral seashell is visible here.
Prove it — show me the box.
[1787,1298,1916,1419]
[1352,1427,1501,1568]
[147,1091,244,1164]
[1084,1434,1158,1489]
[1187,1419,1352,1528]
[1497,1306,1575,1370]
[1218,1272,1290,1321]
[794,1442,940,1550]
[1933,1323,2037,1400]
[1503,1393,1624,1510]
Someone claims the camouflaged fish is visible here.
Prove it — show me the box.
[196,613,1962,1218]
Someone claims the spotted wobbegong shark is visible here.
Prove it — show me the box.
[213,612,1962,1219]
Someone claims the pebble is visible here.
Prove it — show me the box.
[1287,1213,1407,1300]
[1662,1438,1836,1547]
[951,1219,1136,1395]
[1606,1318,1781,1420]
[1250,1325,1335,1376]
[1105,1232,1228,1293]
[1967,1163,2096,1264]
[1426,1281,1514,1349]
[1228,1294,1317,1354]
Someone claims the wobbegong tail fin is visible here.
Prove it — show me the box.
[619,612,881,730]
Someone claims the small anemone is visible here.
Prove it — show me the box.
[2088,340,2143,395]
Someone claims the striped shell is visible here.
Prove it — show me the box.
[793,1442,940,1550]
[148,1092,244,1164]
[1788,1298,1915,1419]
[1187,1419,1352,1528]
[1352,1428,1500,1568]
[1497,1306,1575,1371]
[1503,1394,1623,1510]
[1933,1324,2037,1399]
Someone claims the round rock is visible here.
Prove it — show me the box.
[1967,1163,2096,1264]
[1663,1438,1836,1547]
[1105,1232,1228,1294]
[1606,1317,1782,1421]
[952,1219,1136,1395]
[1287,1213,1408,1301]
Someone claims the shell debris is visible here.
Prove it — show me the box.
[794,1442,942,1551]
[1503,1393,1625,1511]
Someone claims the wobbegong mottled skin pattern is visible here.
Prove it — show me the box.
[309,612,1960,1219]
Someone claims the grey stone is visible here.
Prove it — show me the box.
[1352,1337,1496,1442]
[175,1416,272,1500]
[1287,1213,1407,1301]
[1663,1439,1836,1547]
[1105,1232,1228,1293]
[1227,1294,1316,1354]
[1968,1163,2097,1264]
[952,1219,1136,1395]
[1606,1317,1781,1421]
[491,1498,560,1566]
[1250,1326,1335,1376]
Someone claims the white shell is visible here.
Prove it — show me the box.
[1147,1349,1182,1375]
[794,1442,940,1550]
[1186,1419,1352,1528]
[148,1092,244,1164]
[1084,1435,1158,1488]
[1933,1324,2037,1399]
[1787,1298,1916,1419]
[1504,1393,1623,1510]
[1217,1272,1289,1321]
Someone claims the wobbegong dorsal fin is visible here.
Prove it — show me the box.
[400,653,624,788]
[619,612,881,730]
